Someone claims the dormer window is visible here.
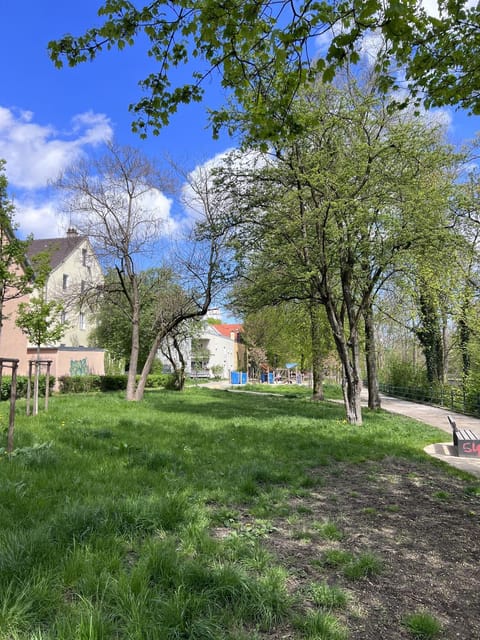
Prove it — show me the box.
[62,274,69,290]
[82,248,87,266]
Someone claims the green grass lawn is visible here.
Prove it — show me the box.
[0,387,468,639]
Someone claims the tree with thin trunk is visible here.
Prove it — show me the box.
[15,255,66,415]
[132,161,235,401]
[56,142,172,401]
[58,143,232,402]
[363,298,381,410]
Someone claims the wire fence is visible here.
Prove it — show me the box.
[379,383,480,418]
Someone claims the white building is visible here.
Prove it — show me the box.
[160,320,245,379]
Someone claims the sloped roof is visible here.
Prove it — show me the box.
[213,323,244,338]
[26,233,86,270]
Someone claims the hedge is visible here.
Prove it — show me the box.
[0,375,55,401]
[58,373,175,394]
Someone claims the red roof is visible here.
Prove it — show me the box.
[214,323,243,338]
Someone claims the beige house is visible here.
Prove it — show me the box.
[27,228,104,348]
[0,228,105,381]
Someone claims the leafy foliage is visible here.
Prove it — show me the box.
[48,1,480,141]
[15,296,65,350]
[57,373,175,393]
[220,80,457,422]
[0,375,54,401]
[0,161,33,334]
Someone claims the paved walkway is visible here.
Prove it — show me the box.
[374,393,480,478]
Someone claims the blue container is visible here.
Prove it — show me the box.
[268,372,274,384]
[241,372,248,384]
[230,371,240,384]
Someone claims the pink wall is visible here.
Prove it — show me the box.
[0,294,30,374]
[26,347,105,387]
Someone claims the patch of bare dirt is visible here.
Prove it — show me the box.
[235,458,480,639]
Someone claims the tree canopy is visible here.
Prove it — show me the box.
[48,0,480,142]
[218,80,457,423]
[0,161,33,337]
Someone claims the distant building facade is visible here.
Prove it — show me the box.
[160,317,245,379]
[1,228,105,382]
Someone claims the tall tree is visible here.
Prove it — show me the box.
[220,81,456,424]
[131,159,235,401]
[58,143,232,402]
[89,267,178,370]
[56,142,172,401]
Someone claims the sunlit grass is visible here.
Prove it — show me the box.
[0,386,451,638]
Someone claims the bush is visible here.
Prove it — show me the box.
[57,373,175,394]
[100,375,129,391]
[58,375,102,393]
[0,375,55,400]
[381,356,428,389]
[145,374,175,389]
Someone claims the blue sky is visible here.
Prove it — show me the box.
[0,1,233,239]
[1,1,480,242]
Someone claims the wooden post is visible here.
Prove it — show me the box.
[44,361,51,411]
[33,360,40,416]
[0,359,20,454]
[7,360,18,454]
[26,360,32,416]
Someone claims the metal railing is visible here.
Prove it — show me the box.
[379,383,480,418]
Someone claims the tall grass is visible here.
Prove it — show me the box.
[0,387,448,638]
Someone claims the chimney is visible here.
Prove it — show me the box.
[66,227,78,237]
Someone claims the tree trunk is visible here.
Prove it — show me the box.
[416,291,444,384]
[341,338,363,425]
[126,283,140,401]
[173,367,186,391]
[341,365,363,424]
[172,336,187,391]
[459,315,471,380]
[309,302,324,401]
[324,300,363,425]
[126,319,140,400]
[135,332,163,401]
[364,302,381,410]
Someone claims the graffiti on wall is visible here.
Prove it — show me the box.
[70,358,89,376]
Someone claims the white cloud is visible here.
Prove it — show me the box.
[181,147,267,222]
[13,198,67,239]
[180,148,236,221]
[134,188,177,236]
[0,106,114,238]
[0,106,113,190]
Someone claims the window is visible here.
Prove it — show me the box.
[60,311,67,324]
[81,280,86,293]
[79,312,85,330]
[82,248,87,266]
[62,274,69,290]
